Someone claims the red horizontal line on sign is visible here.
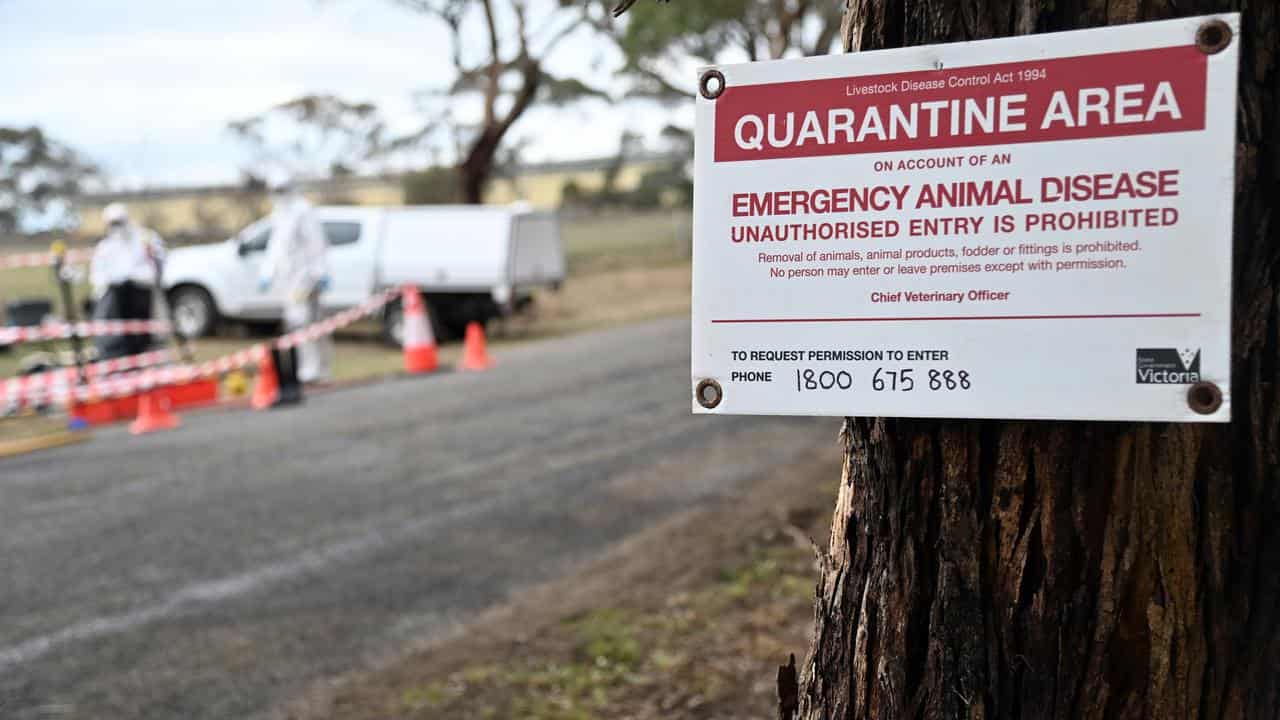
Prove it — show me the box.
[710,313,1202,324]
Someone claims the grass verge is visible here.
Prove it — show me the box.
[0,415,88,458]
[388,544,813,720]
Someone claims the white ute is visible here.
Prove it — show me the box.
[163,205,565,343]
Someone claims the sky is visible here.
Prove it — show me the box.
[0,0,688,189]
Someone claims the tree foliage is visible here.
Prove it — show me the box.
[613,0,841,100]
[0,126,98,235]
[226,94,390,179]
[560,125,692,209]
[390,0,617,203]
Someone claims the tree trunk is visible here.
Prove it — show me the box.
[458,59,542,205]
[797,1,1280,719]
[459,130,499,205]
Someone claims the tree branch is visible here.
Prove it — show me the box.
[481,0,502,128]
[509,0,530,56]
[807,2,842,56]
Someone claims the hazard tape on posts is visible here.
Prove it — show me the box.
[0,247,94,271]
[2,289,397,409]
[273,291,394,350]
[0,319,172,345]
[0,349,172,397]
[1,349,174,411]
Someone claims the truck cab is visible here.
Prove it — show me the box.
[164,208,381,338]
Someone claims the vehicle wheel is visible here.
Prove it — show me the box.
[169,286,218,338]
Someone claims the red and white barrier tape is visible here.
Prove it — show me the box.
[274,291,394,350]
[84,348,174,377]
[0,248,94,270]
[0,319,171,345]
[0,349,172,403]
[4,289,396,408]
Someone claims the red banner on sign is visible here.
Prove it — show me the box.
[713,45,1207,163]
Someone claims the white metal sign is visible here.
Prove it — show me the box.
[692,15,1238,422]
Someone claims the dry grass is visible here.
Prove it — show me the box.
[501,264,689,340]
[378,544,814,720]
[0,414,75,444]
[561,211,691,275]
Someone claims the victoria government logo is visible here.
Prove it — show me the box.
[1136,348,1201,384]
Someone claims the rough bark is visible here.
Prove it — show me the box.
[798,1,1280,719]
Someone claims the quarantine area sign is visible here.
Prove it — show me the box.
[691,15,1238,422]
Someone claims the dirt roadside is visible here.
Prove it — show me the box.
[275,437,844,720]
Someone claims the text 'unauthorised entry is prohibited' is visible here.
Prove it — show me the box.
[691,15,1238,422]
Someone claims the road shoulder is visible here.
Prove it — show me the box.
[277,444,841,720]
[0,417,88,459]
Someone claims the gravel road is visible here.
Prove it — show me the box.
[0,318,831,719]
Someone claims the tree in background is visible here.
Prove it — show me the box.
[390,0,616,204]
[613,0,841,101]
[226,94,389,180]
[0,126,98,237]
[560,126,692,209]
[597,2,838,212]
[401,131,527,205]
[231,2,720,208]
[402,166,462,205]
[630,124,692,208]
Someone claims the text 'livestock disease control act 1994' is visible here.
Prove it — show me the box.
[691,15,1238,422]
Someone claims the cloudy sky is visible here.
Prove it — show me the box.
[1,0,687,189]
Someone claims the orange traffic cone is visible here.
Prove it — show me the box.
[401,286,438,374]
[250,349,280,410]
[459,321,494,372]
[130,390,180,435]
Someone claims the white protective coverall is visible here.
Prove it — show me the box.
[90,220,165,300]
[90,206,166,358]
[260,192,332,383]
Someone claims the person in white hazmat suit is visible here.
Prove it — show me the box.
[90,202,166,359]
[257,175,331,405]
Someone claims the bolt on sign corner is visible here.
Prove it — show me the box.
[691,14,1238,422]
